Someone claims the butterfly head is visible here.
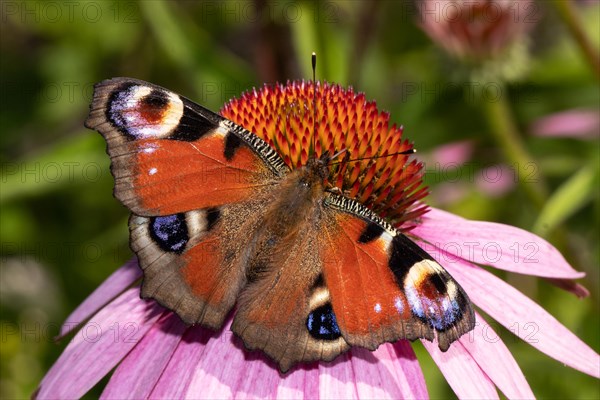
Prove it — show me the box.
[304,156,330,183]
[298,149,350,193]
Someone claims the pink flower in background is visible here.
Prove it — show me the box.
[430,140,474,167]
[423,141,516,204]
[417,0,539,81]
[475,164,515,197]
[531,109,600,139]
[36,82,599,399]
[423,140,475,206]
[418,0,537,61]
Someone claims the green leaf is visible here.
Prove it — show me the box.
[0,133,107,204]
[533,160,600,237]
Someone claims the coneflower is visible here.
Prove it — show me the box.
[36,81,598,399]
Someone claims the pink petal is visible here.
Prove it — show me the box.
[230,352,281,399]
[320,341,428,399]
[413,207,585,279]
[153,318,428,399]
[174,321,280,399]
[444,256,600,378]
[149,326,213,398]
[430,182,470,206]
[319,354,358,399]
[357,341,428,399]
[545,278,590,298]
[431,140,474,166]
[460,312,534,399]
[36,287,162,399]
[380,341,429,399]
[276,365,320,399]
[531,109,600,139]
[423,339,499,399]
[59,258,142,337]
[475,164,516,197]
[101,312,186,399]
[151,318,282,399]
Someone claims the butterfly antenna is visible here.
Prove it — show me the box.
[330,148,348,161]
[329,148,416,166]
[311,52,317,160]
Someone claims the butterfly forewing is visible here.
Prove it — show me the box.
[85,78,288,216]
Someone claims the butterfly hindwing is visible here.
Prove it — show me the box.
[129,207,240,329]
[85,78,288,216]
[320,194,475,352]
[130,194,281,329]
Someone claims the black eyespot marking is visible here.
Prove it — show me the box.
[311,274,325,289]
[388,234,435,283]
[134,89,170,126]
[430,273,448,295]
[358,222,384,244]
[149,214,189,254]
[205,208,221,231]
[306,304,341,341]
[143,89,169,108]
[224,132,242,161]
[170,99,218,141]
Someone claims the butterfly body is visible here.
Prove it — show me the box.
[86,78,475,372]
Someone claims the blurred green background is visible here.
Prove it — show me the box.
[1,1,598,398]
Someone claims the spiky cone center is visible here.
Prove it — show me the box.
[221,81,428,229]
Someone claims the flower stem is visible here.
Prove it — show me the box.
[482,84,548,210]
[482,85,579,267]
[553,0,600,80]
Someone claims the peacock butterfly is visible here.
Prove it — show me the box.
[85,73,475,372]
